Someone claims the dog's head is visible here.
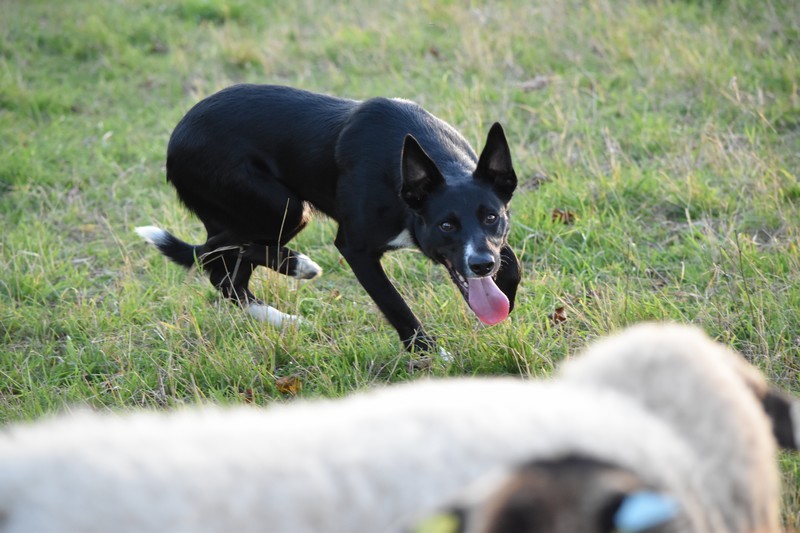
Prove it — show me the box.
[400,123,520,325]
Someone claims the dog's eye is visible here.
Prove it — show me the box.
[438,221,456,232]
[484,213,498,225]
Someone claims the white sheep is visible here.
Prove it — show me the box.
[558,323,789,532]
[0,381,708,532]
[426,323,797,533]
[0,324,794,533]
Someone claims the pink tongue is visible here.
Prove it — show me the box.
[468,277,510,325]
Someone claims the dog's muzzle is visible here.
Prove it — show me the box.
[443,259,509,326]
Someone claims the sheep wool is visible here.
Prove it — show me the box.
[559,323,782,533]
[0,323,792,533]
[444,323,789,533]
[1,380,708,532]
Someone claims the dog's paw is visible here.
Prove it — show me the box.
[438,347,453,362]
[404,331,439,354]
[246,303,304,328]
[293,253,322,280]
[404,348,452,370]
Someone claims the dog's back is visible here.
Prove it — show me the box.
[166,84,358,218]
[335,96,478,188]
[167,85,481,222]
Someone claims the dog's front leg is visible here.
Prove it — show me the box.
[335,240,436,353]
[495,244,521,313]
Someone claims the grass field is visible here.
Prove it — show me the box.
[1,0,799,524]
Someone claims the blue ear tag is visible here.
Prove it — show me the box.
[614,491,678,532]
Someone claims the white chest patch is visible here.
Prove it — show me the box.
[386,229,416,250]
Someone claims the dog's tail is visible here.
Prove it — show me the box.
[135,226,199,269]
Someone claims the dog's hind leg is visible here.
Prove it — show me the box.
[246,197,322,280]
[179,162,320,326]
[201,245,302,328]
[241,244,322,280]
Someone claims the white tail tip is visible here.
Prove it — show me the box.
[135,226,168,246]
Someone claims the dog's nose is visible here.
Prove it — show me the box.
[469,257,495,277]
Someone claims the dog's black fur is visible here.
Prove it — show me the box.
[140,84,520,352]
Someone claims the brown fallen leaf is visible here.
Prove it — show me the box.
[519,75,552,92]
[275,375,302,395]
[524,171,549,191]
[242,388,254,403]
[548,306,567,325]
[407,356,433,373]
[551,208,576,225]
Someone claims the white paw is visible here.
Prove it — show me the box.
[439,347,453,362]
[293,253,322,280]
[246,303,304,328]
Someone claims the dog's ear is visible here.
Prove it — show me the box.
[401,134,444,210]
[476,122,517,203]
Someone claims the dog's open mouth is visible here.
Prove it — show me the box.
[443,260,510,326]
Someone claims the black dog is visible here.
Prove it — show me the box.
[137,85,520,352]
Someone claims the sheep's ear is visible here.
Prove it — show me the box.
[613,491,678,532]
[728,355,799,450]
[761,388,799,450]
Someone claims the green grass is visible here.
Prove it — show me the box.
[1,0,798,524]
